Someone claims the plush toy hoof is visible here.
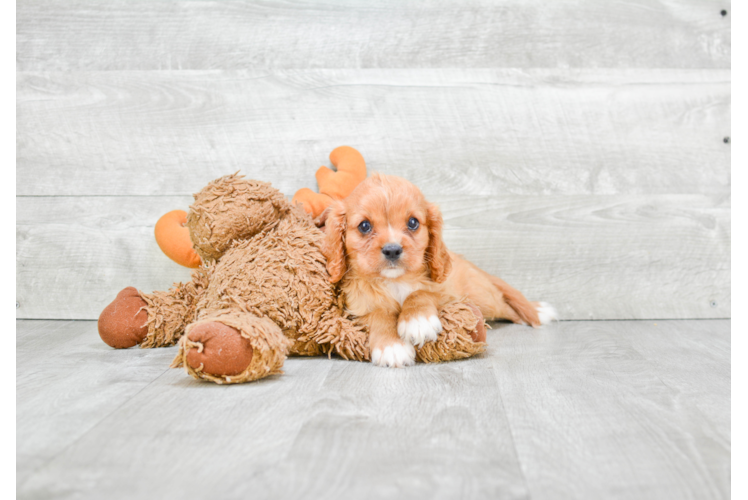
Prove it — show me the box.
[185,322,254,377]
[466,303,487,343]
[98,287,149,349]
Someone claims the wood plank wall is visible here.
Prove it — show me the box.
[16,0,731,320]
[725,0,748,316]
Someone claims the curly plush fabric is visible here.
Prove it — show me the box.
[188,206,369,363]
[139,268,209,348]
[187,174,290,262]
[416,301,488,363]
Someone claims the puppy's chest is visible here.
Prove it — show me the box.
[385,281,418,305]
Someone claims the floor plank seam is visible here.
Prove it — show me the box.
[488,362,532,499]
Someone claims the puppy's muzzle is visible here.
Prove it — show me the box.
[382,243,403,261]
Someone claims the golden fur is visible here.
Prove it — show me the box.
[322,173,552,366]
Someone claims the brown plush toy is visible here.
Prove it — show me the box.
[98,166,486,384]
[154,146,367,268]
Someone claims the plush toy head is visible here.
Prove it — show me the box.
[155,147,368,268]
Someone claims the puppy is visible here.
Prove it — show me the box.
[321,173,557,368]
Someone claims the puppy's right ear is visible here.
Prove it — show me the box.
[321,201,347,283]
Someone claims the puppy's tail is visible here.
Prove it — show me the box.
[488,275,542,327]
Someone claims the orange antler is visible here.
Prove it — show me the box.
[292,146,367,218]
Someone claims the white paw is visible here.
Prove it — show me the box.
[371,342,416,368]
[397,315,442,347]
[536,302,559,325]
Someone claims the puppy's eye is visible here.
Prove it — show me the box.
[407,217,419,231]
[358,220,372,234]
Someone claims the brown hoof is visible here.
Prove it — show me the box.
[465,303,487,343]
[98,287,149,349]
[185,322,254,377]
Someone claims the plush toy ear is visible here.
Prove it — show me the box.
[154,210,202,268]
[321,201,347,283]
[425,203,452,283]
[291,188,333,218]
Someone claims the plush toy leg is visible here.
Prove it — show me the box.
[138,273,208,349]
[172,311,293,384]
[98,269,208,349]
[306,309,370,362]
[415,301,487,363]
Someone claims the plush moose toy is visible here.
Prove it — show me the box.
[153,146,368,269]
[98,148,487,384]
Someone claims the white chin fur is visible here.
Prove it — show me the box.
[380,268,405,278]
[536,302,559,325]
[371,342,416,368]
[397,315,442,347]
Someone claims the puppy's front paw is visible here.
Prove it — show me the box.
[397,314,442,347]
[536,302,559,325]
[371,341,416,368]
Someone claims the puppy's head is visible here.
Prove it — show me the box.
[322,173,451,283]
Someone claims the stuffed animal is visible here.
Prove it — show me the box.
[98,166,486,384]
[154,146,368,268]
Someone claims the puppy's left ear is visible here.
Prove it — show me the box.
[425,203,452,283]
[321,201,347,283]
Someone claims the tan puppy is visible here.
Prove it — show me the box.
[322,174,557,368]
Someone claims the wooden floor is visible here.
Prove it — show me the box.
[17,319,730,500]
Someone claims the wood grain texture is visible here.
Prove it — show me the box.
[492,320,730,499]
[17,69,731,197]
[16,320,176,488]
[730,319,748,450]
[439,193,731,320]
[725,96,748,316]
[725,0,748,69]
[16,319,730,499]
[16,193,730,321]
[16,196,194,320]
[16,0,730,71]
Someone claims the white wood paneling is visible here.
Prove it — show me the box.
[16,1,731,322]
[725,78,748,318]
[16,319,730,499]
[16,196,194,320]
[16,193,730,320]
[17,69,730,197]
[17,0,730,71]
[724,0,748,69]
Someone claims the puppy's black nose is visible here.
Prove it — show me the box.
[382,243,403,261]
